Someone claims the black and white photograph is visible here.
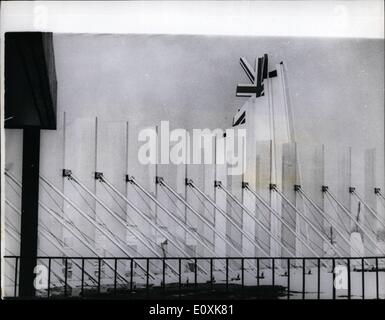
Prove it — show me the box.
[0,0,384,314]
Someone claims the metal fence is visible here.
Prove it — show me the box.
[3,256,385,299]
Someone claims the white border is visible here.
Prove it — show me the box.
[0,0,384,297]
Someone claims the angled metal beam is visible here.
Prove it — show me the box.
[159,178,240,256]
[325,189,384,254]
[40,175,128,255]
[352,190,385,230]
[272,186,345,258]
[187,179,270,257]
[244,185,332,267]
[102,175,210,275]
[4,175,133,284]
[69,173,179,276]
[39,174,155,279]
[126,176,218,258]
[5,203,98,286]
[217,182,295,258]
[99,175,189,257]
[71,173,162,256]
[4,214,69,288]
[297,188,371,261]
[157,178,251,274]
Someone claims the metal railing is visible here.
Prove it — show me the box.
[3,256,384,299]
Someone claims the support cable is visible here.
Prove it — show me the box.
[38,174,153,280]
[99,175,211,275]
[272,186,345,258]
[352,191,385,230]
[218,182,296,258]
[158,178,258,275]
[186,180,277,272]
[298,188,374,262]
[325,189,384,254]
[126,176,220,260]
[244,185,328,266]
[69,173,179,277]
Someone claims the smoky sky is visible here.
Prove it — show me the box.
[53,33,384,159]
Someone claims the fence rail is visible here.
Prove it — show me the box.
[3,256,385,300]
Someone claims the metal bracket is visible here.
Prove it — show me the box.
[126,175,135,183]
[62,169,72,178]
[214,180,222,188]
[269,183,277,190]
[349,187,355,194]
[374,187,381,195]
[155,176,164,184]
[321,185,329,192]
[94,172,104,181]
[185,178,193,186]
[268,70,277,78]
[294,184,301,192]
[242,182,249,189]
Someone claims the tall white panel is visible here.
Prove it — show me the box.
[63,115,97,257]
[39,111,66,256]
[95,119,128,257]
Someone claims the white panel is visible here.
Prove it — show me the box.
[351,147,366,250]
[281,142,297,256]
[63,114,97,256]
[215,135,227,265]
[364,148,382,254]
[226,129,243,259]
[126,124,157,257]
[255,141,272,256]
[202,151,215,253]
[95,119,128,257]
[157,159,185,257]
[324,145,351,256]
[297,143,325,257]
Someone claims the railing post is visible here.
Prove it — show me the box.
[210,258,213,291]
[361,258,365,299]
[114,258,118,295]
[317,258,321,299]
[194,258,198,292]
[162,258,166,291]
[179,258,182,299]
[302,258,305,299]
[347,258,351,300]
[146,259,150,296]
[11,255,379,300]
[64,258,68,297]
[81,258,84,297]
[225,258,229,292]
[256,258,260,286]
[47,258,51,298]
[14,257,19,297]
[130,259,134,292]
[332,259,336,300]
[287,258,290,300]
[98,258,101,294]
[376,258,379,300]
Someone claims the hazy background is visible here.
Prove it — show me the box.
[53,34,384,152]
